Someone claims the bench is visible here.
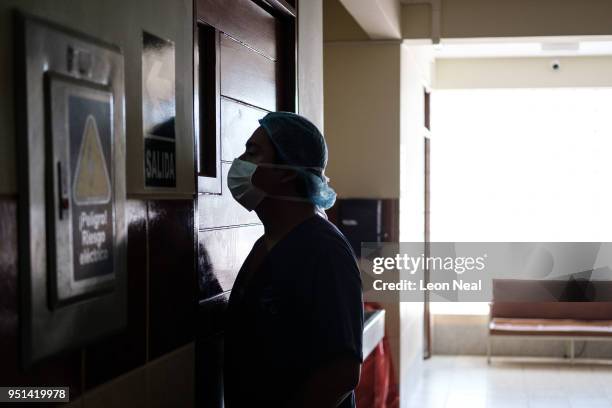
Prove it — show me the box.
[487,279,612,363]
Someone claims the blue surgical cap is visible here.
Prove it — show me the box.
[258,111,337,210]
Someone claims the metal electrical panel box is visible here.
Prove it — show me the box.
[338,199,383,257]
[16,14,127,366]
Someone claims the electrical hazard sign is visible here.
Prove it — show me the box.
[20,17,127,366]
[68,93,114,281]
[73,115,112,205]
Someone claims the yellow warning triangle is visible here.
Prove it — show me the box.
[73,115,112,205]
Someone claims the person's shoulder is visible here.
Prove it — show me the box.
[302,215,343,241]
[303,216,358,260]
[306,217,361,283]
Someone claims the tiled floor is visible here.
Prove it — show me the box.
[408,356,612,408]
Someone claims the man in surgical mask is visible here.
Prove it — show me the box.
[223,112,364,408]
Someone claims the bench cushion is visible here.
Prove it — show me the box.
[490,318,612,337]
[491,301,612,320]
[492,279,612,303]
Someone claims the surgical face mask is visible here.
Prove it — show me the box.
[227,158,326,211]
[227,159,267,211]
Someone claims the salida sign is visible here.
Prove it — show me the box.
[145,137,175,186]
[142,31,177,188]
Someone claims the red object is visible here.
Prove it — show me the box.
[355,304,399,408]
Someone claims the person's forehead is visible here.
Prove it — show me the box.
[247,127,271,148]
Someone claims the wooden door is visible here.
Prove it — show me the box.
[194,1,297,406]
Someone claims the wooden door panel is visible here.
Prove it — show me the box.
[220,35,277,112]
[197,0,278,60]
[195,1,296,404]
[198,225,264,296]
[220,98,267,162]
[198,163,260,230]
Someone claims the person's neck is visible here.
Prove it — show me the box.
[256,200,317,250]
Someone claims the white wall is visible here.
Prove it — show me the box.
[400,44,430,243]
[397,43,432,404]
[436,56,612,89]
[298,0,325,130]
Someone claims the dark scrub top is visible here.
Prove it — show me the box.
[224,215,364,408]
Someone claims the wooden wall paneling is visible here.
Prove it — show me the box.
[148,200,197,359]
[219,34,277,112]
[276,9,297,112]
[258,0,296,17]
[284,0,296,11]
[195,331,225,408]
[0,198,83,394]
[85,199,148,389]
[194,2,297,406]
[195,23,222,194]
[197,225,264,299]
[197,0,278,59]
[220,98,268,162]
[198,163,261,230]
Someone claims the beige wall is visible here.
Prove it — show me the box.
[402,0,612,40]
[439,0,612,39]
[324,3,432,403]
[324,41,402,198]
[323,0,369,42]
[337,0,402,39]
[401,3,432,40]
[435,56,612,89]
